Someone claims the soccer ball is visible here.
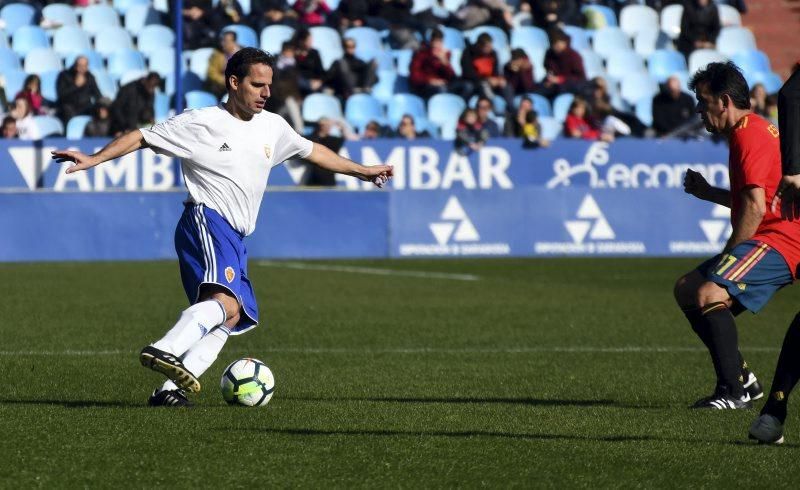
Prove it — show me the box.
[220,358,275,406]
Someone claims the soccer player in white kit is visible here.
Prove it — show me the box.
[51,48,393,406]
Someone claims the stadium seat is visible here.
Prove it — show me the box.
[553,93,574,122]
[427,93,465,131]
[222,24,257,48]
[647,49,687,83]
[39,70,58,101]
[660,4,683,39]
[538,116,561,140]
[393,49,413,77]
[33,115,64,137]
[81,4,121,35]
[751,71,783,94]
[11,25,49,56]
[148,48,176,77]
[3,68,25,100]
[578,49,606,80]
[716,27,756,57]
[411,0,434,14]
[344,26,383,62]
[619,5,659,38]
[65,50,104,71]
[94,26,134,56]
[124,3,161,35]
[154,91,171,122]
[52,26,92,55]
[635,96,653,127]
[434,26,465,51]
[688,49,727,75]
[718,4,742,27]
[562,26,590,51]
[0,46,20,71]
[0,3,36,35]
[620,72,658,105]
[520,93,552,117]
[239,0,252,15]
[164,70,203,96]
[0,29,8,49]
[387,93,426,125]
[302,93,343,122]
[512,11,532,28]
[119,69,147,86]
[375,50,394,71]
[450,48,463,77]
[42,4,78,26]
[606,51,646,80]
[344,93,385,129]
[466,25,508,51]
[633,30,673,57]
[113,0,150,15]
[443,0,465,12]
[107,48,146,78]
[66,115,91,140]
[591,27,631,60]
[260,24,294,54]
[581,5,617,28]
[310,26,343,70]
[189,47,215,80]
[372,70,397,104]
[731,50,771,79]
[510,26,549,51]
[185,90,218,109]
[24,48,61,74]
[137,25,175,56]
[91,69,118,99]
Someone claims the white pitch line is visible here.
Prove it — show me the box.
[258,261,480,281]
[0,346,781,356]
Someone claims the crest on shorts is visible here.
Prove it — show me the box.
[264,144,272,159]
[225,266,235,283]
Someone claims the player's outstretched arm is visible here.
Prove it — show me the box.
[51,129,147,174]
[306,142,393,187]
[683,169,731,207]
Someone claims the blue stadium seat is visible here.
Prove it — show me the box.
[553,93,574,122]
[149,48,176,77]
[345,93,385,128]
[91,69,118,99]
[648,50,687,83]
[387,93,426,125]
[538,116,561,140]
[11,25,49,56]
[222,24,257,48]
[443,0,465,12]
[433,26,465,51]
[1,3,36,35]
[411,0,434,14]
[606,51,645,80]
[619,5,658,38]
[260,24,294,54]
[578,49,605,80]
[189,47,215,81]
[24,48,61,74]
[119,69,148,86]
[375,50,394,71]
[65,50,104,71]
[0,46,20,70]
[42,4,78,26]
[510,26,549,51]
[633,30,672,57]
[450,48,463,77]
[239,0,252,15]
[688,49,727,75]
[751,71,783,95]
[581,5,617,28]
[33,115,64,137]
[393,49,413,77]
[164,70,203,95]
[372,70,397,104]
[52,26,92,55]
[113,0,150,15]
[107,48,146,78]
[310,26,343,70]
[0,29,8,49]
[302,93,343,122]
[660,4,683,39]
[718,4,742,27]
[124,3,160,35]
[716,27,756,58]
[154,91,171,122]
[731,50,771,79]
[66,115,91,139]
[620,72,658,105]
[185,90,218,109]
[94,26,134,56]
[137,25,175,56]
[466,25,508,51]
[344,26,383,62]
[3,68,25,100]
[591,27,631,60]
[518,93,552,117]
[635,97,653,127]
[81,5,120,35]
[39,70,58,101]
[427,93,465,131]
[562,26,590,51]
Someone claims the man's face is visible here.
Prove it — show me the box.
[480,41,493,55]
[667,77,681,97]
[221,33,237,53]
[694,82,726,134]
[75,57,88,74]
[231,63,273,115]
[144,76,160,94]
[477,100,492,120]
[344,39,356,56]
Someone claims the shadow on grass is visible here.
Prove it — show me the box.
[0,399,145,408]
[281,395,666,409]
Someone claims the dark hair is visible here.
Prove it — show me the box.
[2,116,15,126]
[221,30,237,42]
[23,74,40,90]
[224,47,276,90]
[510,48,528,61]
[689,61,751,110]
[477,95,493,108]
[476,33,492,46]
[429,27,444,42]
[289,27,311,49]
[548,28,569,45]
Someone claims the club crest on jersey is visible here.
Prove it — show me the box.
[225,267,235,283]
[264,144,272,159]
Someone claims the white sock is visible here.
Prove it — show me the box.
[152,300,226,357]
[157,326,231,394]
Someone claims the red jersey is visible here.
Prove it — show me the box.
[729,114,800,276]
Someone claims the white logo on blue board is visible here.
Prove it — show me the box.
[429,196,480,245]
[564,195,615,244]
[669,204,731,254]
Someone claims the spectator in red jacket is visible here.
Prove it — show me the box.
[461,32,513,106]
[564,97,612,141]
[293,0,330,26]
[15,74,50,116]
[504,48,536,96]
[409,28,473,100]
[542,28,586,98]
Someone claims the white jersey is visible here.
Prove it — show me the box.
[139,104,313,236]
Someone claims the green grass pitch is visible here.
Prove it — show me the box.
[1,258,799,487]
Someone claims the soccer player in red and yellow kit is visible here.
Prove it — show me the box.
[674,62,800,411]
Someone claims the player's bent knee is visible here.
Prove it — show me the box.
[696,281,730,309]
[674,274,699,308]
[224,311,241,329]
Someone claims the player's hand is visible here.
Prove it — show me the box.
[51,149,98,174]
[360,164,393,188]
[771,174,800,220]
[683,169,710,199]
